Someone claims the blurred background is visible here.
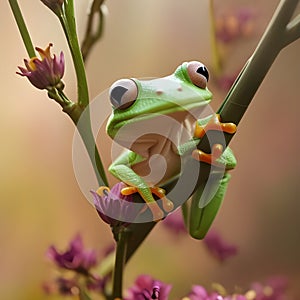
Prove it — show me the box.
[1,0,300,299]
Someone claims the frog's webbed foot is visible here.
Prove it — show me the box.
[193,114,237,167]
[194,114,236,139]
[192,144,224,167]
[121,186,174,221]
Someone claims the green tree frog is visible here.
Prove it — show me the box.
[102,61,237,239]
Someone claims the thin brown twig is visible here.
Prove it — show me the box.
[81,0,106,62]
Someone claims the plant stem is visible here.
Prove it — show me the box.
[81,0,106,62]
[8,0,35,58]
[56,1,108,186]
[71,104,109,187]
[46,87,108,186]
[79,289,93,300]
[58,0,89,108]
[112,229,130,300]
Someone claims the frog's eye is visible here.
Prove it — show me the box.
[109,79,138,109]
[187,61,209,89]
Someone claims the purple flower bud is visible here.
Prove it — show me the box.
[161,208,187,235]
[17,43,65,90]
[56,277,78,296]
[91,182,142,227]
[187,285,210,300]
[216,73,238,92]
[203,230,238,262]
[125,274,172,300]
[46,234,98,274]
[215,8,255,44]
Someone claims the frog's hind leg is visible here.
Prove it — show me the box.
[183,172,231,239]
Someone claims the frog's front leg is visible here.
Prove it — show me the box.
[108,151,174,220]
[192,114,237,166]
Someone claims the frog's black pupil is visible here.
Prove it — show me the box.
[196,66,209,81]
[110,86,128,106]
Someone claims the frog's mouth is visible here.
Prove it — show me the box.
[107,95,211,139]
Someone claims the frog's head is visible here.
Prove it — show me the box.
[106,61,212,140]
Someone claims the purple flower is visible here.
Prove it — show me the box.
[125,274,172,300]
[216,73,238,92]
[17,43,64,90]
[86,275,106,293]
[187,285,211,300]
[203,230,238,262]
[248,276,289,300]
[186,285,226,300]
[91,182,141,227]
[186,285,246,300]
[55,277,79,296]
[161,208,187,235]
[215,8,256,44]
[224,295,247,300]
[42,277,79,296]
[47,234,98,274]
[40,0,64,14]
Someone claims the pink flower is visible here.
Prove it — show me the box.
[91,182,141,227]
[47,234,97,274]
[17,43,64,90]
[125,274,172,300]
[187,285,247,300]
[187,285,211,300]
[215,8,256,44]
[249,276,289,300]
[161,208,187,235]
[203,230,238,262]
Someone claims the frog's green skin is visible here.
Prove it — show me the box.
[106,61,236,239]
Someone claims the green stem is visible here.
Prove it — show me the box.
[8,0,35,58]
[55,1,108,186]
[58,1,89,108]
[62,101,108,187]
[47,87,108,186]
[79,289,92,300]
[112,229,130,300]
[76,110,109,187]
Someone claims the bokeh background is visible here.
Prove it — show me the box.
[1,0,300,299]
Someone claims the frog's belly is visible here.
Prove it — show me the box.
[119,110,197,185]
[131,136,182,186]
